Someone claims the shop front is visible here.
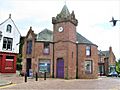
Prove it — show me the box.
[0,52,17,73]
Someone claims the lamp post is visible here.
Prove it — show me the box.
[76,41,78,79]
[99,50,102,76]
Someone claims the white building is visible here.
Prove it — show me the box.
[0,14,21,73]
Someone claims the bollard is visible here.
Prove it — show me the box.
[36,72,38,81]
[44,72,46,80]
[25,72,27,82]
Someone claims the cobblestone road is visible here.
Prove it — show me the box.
[0,74,120,90]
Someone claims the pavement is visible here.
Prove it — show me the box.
[0,80,12,87]
[0,72,19,87]
[0,73,120,90]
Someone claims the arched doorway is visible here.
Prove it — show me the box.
[26,58,31,77]
[56,58,64,78]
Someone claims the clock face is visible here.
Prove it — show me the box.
[58,27,64,32]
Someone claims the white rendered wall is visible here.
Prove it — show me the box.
[0,18,20,54]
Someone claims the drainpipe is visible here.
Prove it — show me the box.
[76,41,78,79]
[52,42,54,78]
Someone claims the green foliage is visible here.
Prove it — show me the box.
[116,59,120,74]
[16,37,25,71]
[17,55,22,70]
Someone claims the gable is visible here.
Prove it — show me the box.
[28,33,32,39]
[0,16,21,53]
[0,18,21,36]
[26,27,35,40]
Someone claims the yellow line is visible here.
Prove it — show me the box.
[0,84,16,89]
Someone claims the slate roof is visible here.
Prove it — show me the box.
[101,51,110,58]
[76,33,93,44]
[36,28,53,42]
[36,28,95,45]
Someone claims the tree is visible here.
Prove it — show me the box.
[17,36,25,70]
[116,59,120,74]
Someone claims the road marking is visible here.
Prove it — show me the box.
[0,84,16,89]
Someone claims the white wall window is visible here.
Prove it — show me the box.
[86,46,91,56]
[85,60,92,74]
[3,37,13,50]
[6,24,12,33]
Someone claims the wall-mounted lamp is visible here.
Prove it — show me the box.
[0,31,2,40]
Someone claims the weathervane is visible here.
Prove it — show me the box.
[64,0,66,5]
[109,17,120,26]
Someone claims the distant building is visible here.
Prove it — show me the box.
[98,46,116,76]
[0,14,21,73]
[22,5,98,79]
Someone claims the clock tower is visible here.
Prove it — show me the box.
[52,5,78,79]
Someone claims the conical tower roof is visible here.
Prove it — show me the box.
[52,5,78,26]
[59,5,70,18]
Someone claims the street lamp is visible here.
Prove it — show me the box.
[99,50,103,76]
[76,41,78,79]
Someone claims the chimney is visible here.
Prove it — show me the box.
[9,14,11,18]
[109,46,112,52]
[30,26,32,30]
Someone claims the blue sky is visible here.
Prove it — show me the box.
[0,0,120,60]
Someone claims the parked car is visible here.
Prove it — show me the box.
[108,71,118,77]
[118,74,120,77]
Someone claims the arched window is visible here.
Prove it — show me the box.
[26,40,32,54]
[6,24,12,33]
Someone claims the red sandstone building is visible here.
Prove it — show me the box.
[22,5,98,79]
[98,47,116,76]
[0,15,21,73]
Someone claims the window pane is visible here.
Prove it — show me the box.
[43,48,49,54]
[86,46,91,56]
[39,60,50,73]
[44,42,49,48]
[26,40,32,54]
[6,24,12,33]
[3,38,7,49]
[3,37,13,50]
[85,60,92,74]
[7,39,12,50]
[43,42,50,54]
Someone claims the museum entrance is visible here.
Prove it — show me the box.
[26,58,31,77]
[56,58,64,78]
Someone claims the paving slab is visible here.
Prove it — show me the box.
[0,80,12,87]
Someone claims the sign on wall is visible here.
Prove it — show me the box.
[38,60,50,73]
